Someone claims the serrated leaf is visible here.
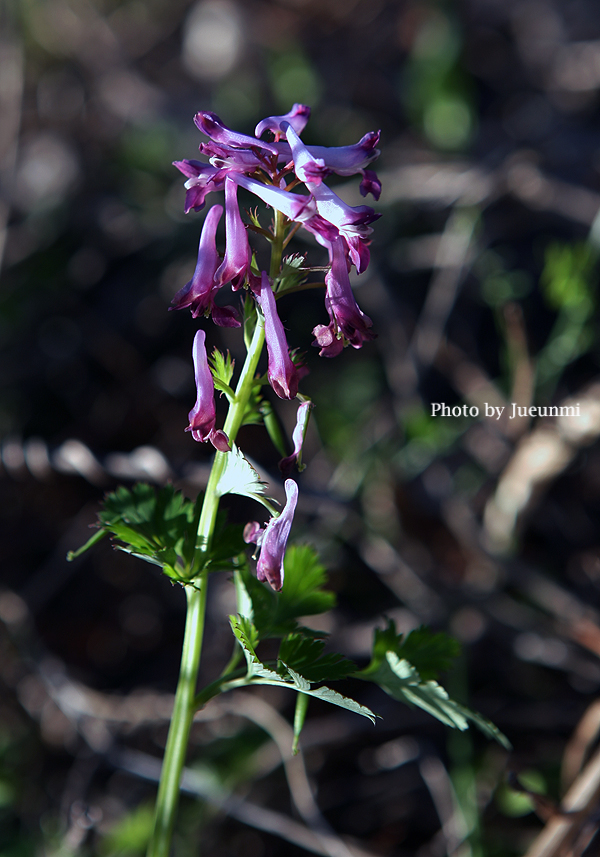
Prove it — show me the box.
[275,254,308,293]
[278,635,356,683]
[230,616,377,724]
[209,348,235,399]
[230,615,280,681]
[238,546,336,638]
[216,445,271,505]
[360,652,510,748]
[371,621,460,681]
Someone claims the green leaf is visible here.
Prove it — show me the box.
[371,621,461,681]
[360,651,510,748]
[229,616,377,724]
[275,254,308,293]
[209,348,235,399]
[69,483,247,584]
[278,635,356,683]
[216,445,273,508]
[238,545,336,638]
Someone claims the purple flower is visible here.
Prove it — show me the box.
[312,322,344,358]
[229,173,316,223]
[359,169,382,201]
[255,103,311,139]
[214,178,252,290]
[186,329,231,452]
[199,141,269,173]
[310,182,380,273]
[256,272,299,400]
[312,236,374,352]
[243,479,299,591]
[279,400,314,477]
[170,205,240,327]
[194,111,279,157]
[173,159,226,213]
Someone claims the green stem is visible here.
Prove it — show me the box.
[146,318,265,857]
[147,204,289,857]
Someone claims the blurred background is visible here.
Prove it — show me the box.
[3,0,600,854]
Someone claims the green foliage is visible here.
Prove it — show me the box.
[236,545,336,637]
[101,802,155,856]
[278,634,356,683]
[275,254,308,293]
[229,616,377,724]
[360,624,510,748]
[68,484,245,583]
[216,445,274,512]
[260,399,289,457]
[540,242,596,315]
[372,621,461,681]
[209,348,235,399]
[537,241,597,395]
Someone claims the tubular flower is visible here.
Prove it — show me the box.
[170,205,240,327]
[186,330,231,452]
[256,272,299,400]
[313,236,375,352]
[175,103,382,361]
[279,400,314,478]
[214,178,252,290]
[243,479,299,590]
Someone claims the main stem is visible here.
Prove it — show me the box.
[147,211,286,857]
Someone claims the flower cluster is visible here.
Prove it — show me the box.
[173,103,381,370]
[175,104,381,588]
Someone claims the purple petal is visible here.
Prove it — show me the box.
[256,479,298,590]
[187,329,217,443]
[279,400,314,477]
[243,521,264,545]
[359,168,382,201]
[174,160,226,213]
[283,123,329,186]
[255,104,311,139]
[214,178,251,290]
[311,322,344,357]
[171,205,223,316]
[199,141,268,173]
[257,272,299,400]
[322,237,375,350]
[194,111,279,156]
[211,303,241,328]
[229,173,316,223]
[208,428,231,452]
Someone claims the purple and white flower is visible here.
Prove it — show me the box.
[256,272,299,400]
[243,479,299,590]
[187,330,231,452]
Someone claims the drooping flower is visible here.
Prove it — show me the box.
[187,330,231,452]
[312,236,374,353]
[243,479,299,590]
[279,400,314,477]
[170,205,240,327]
[214,178,252,290]
[256,272,298,400]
